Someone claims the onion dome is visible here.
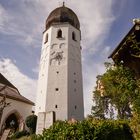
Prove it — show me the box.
[46,4,80,30]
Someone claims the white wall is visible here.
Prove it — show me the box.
[0,97,33,131]
[35,23,84,121]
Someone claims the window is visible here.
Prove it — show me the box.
[56,71,59,74]
[55,105,58,108]
[74,80,77,83]
[72,32,76,41]
[44,33,48,43]
[57,29,62,38]
[74,72,76,75]
[75,105,77,109]
[55,88,59,91]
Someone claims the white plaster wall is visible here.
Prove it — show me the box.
[68,25,84,120]
[35,23,84,121]
[46,24,69,120]
[35,28,52,114]
[0,97,33,130]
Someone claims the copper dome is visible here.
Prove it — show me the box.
[46,5,80,30]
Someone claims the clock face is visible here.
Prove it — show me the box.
[50,43,66,65]
[54,52,63,61]
[50,51,64,65]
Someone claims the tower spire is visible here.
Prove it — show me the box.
[63,1,65,7]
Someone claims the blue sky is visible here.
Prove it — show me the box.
[0,0,139,116]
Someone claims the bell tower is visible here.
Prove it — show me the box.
[35,4,84,134]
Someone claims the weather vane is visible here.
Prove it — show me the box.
[63,1,65,7]
[58,0,66,7]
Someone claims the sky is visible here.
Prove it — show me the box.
[0,0,140,116]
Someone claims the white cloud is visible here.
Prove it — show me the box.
[83,58,106,116]
[32,66,39,74]
[0,58,37,102]
[0,2,42,47]
[0,0,115,50]
[0,4,10,31]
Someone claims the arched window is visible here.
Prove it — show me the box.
[57,29,62,38]
[44,33,48,43]
[72,31,76,41]
[55,105,58,108]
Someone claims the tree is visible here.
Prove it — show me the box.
[25,114,37,134]
[126,33,140,58]
[35,119,134,140]
[0,85,10,125]
[92,62,140,119]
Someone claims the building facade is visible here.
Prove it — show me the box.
[109,19,140,78]
[0,73,34,136]
[35,5,84,134]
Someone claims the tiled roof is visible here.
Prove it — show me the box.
[0,73,17,90]
[108,25,135,58]
[0,73,34,105]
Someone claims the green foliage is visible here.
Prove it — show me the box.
[25,115,37,134]
[92,63,140,119]
[32,119,134,140]
[130,113,140,140]
[125,33,140,58]
[132,79,140,114]
[92,119,133,140]
[16,134,37,140]
[10,130,29,139]
[92,90,108,119]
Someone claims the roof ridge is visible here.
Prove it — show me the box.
[0,73,17,90]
